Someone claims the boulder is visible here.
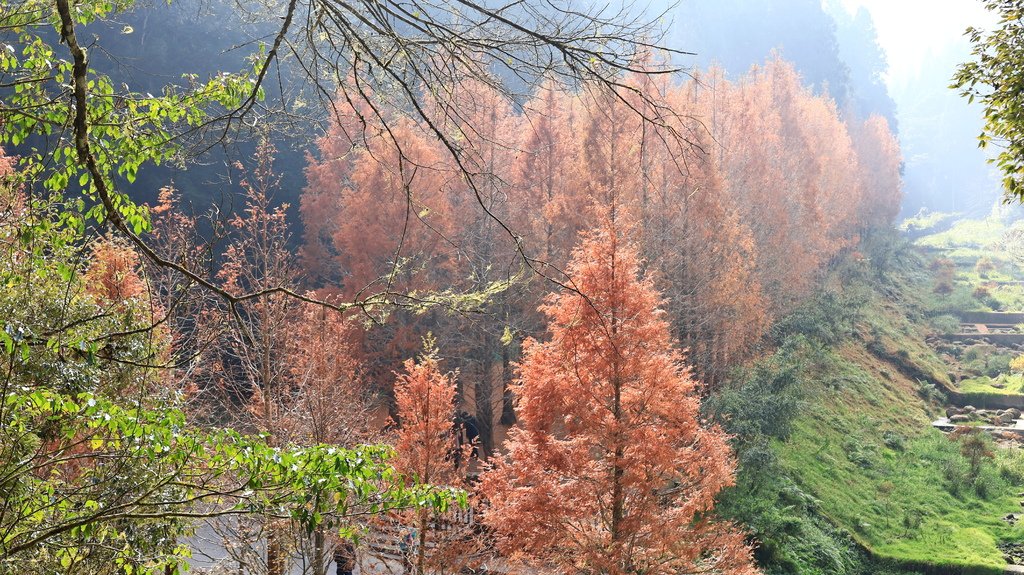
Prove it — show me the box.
[946,407,962,417]
[950,414,972,423]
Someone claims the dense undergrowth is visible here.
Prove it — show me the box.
[712,230,1024,575]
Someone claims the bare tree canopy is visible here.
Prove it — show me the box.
[0,0,685,313]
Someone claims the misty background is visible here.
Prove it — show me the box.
[78,0,1005,220]
[669,0,1003,218]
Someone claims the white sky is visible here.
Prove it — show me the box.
[838,0,995,90]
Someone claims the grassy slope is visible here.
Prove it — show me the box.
[961,374,1024,395]
[770,253,1024,573]
[917,218,1008,250]
[915,215,1024,401]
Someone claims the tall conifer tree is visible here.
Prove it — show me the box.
[481,220,758,575]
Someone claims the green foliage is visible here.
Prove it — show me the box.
[0,0,266,234]
[898,209,957,234]
[929,314,961,335]
[959,373,1024,395]
[1,388,462,574]
[707,335,807,443]
[953,0,1024,200]
[957,345,1016,379]
[917,218,1008,252]
[882,430,907,451]
[772,285,870,347]
[711,333,869,575]
[986,352,1014,377]
[717,460,869,575]
[720,247,1024,574]
[0,187,461,574]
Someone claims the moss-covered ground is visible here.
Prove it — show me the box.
[961,374,1024,395]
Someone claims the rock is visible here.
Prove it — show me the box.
[1010,409,1022,419]
[964,405,977,413]
[946,407,962,417]
[950,414,972,423]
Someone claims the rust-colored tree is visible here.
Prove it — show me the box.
[480,222,758,575]
[209,139,375,575]
[711,65,807,314]
[709,58,870,315]
[390,341,477,574]
[638,80,769,386]
[513,80,583,267]
[82,237,178,398]
[302,107,466,420]
[851,115,903,229]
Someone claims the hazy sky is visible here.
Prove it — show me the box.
[836,0,1004,213]
[838,0,994,91]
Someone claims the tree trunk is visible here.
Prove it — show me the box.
[416,510,428,575]
[313,528,326,575]
[267,526,285,575]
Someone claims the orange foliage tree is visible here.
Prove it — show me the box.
[209,140,372,575]
[513,80,583,266]
[851,114,903,229]
[84,237,149,312]
[298,59,904,444]
[391,341,477,574]
[302,108,468,418]
[480,222,758,575]
[434,79,526,454]
[637,81,769,385]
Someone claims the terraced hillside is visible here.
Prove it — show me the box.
[717,228,1024,574]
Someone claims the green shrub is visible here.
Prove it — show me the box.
[985,353,1013,377]
[942,457,971,496]
[973,465,1002,500]
[997,449,1024,484]
[843,437,877,469]
[915,379,947,404]
[772,288,870,346]
[929,314,961,335]
[883,430,907,452]
[708,336,807,442]
[963,344,997,363]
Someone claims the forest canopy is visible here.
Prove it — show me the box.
[0,0,916,574]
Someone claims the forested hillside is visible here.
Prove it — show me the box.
[295,59,900,453]
[2,1,1022,575]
